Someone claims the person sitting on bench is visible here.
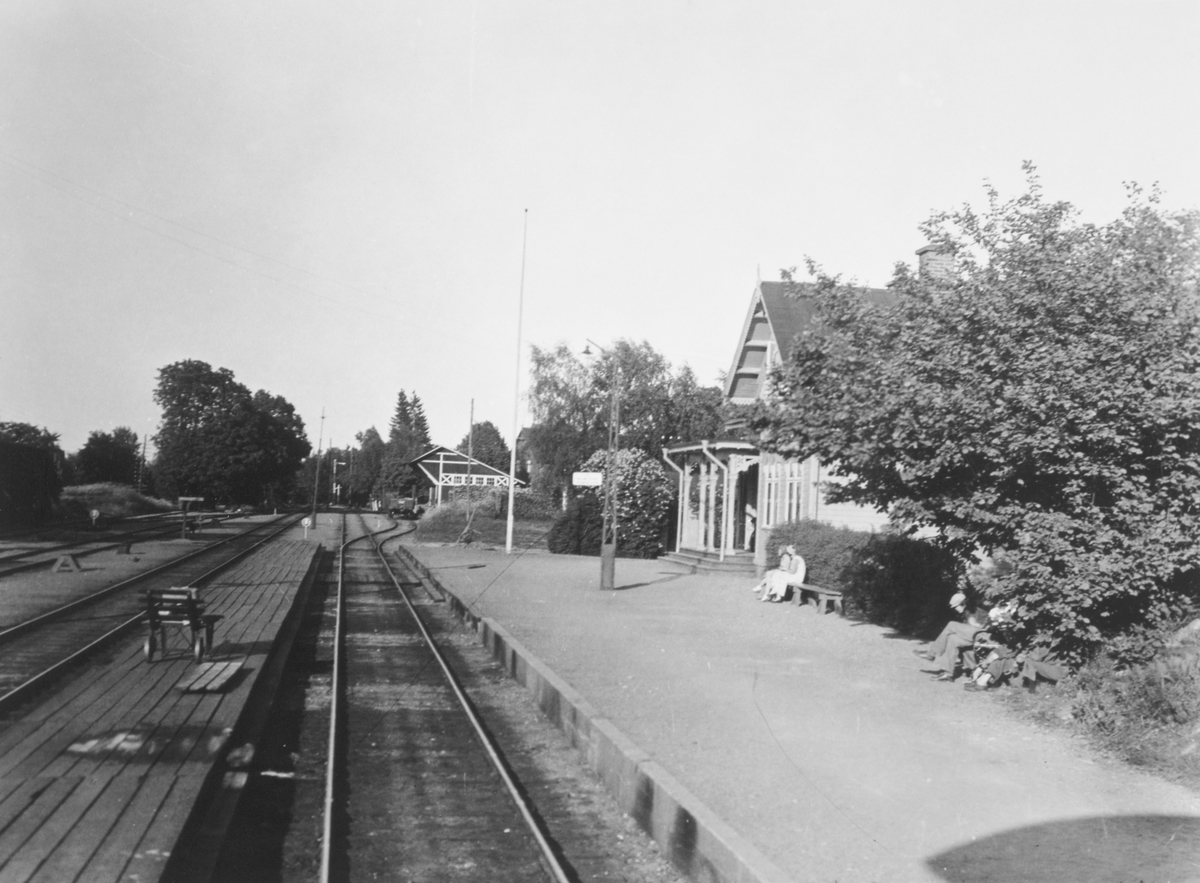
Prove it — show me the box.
[753,545,806,603]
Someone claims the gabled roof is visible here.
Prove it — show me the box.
[408,445,517,480]
[760,281,896,361]
[724,280,897,401]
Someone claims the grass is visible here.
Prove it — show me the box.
[59,483,175,519]
[994,644,1200,792]
[409,500,555,551]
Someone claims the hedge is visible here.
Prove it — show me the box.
[765,521,960,638]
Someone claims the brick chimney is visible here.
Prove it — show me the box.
[916,244,953,282]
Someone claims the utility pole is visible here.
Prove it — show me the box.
[506,208,528,554]
[310,409,325,519]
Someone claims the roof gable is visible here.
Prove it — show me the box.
[725,280,897,402]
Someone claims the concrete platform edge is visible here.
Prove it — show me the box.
[401,543,795,883]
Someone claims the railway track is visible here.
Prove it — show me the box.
[0,512,232,579]
[318,512,571,881]
[0,513,304,715]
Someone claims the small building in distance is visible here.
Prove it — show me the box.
[663,274,900,574]
[410,445,524,506]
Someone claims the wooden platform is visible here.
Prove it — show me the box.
[0,539,320,883]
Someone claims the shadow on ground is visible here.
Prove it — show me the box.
[926,814,1200,882]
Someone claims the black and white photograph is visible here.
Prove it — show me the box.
[2,3,1200,881]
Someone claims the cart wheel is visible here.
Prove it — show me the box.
[144,634,156,662]
[193,632,205,663]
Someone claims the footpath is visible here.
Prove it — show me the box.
[401,539,1200,883]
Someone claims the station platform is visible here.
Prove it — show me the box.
[400,539,1200,883]
[0,529,322,883]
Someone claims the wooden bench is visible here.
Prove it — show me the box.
[142,587,223,663]
[790,582,844,615]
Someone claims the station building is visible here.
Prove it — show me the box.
[410,445,523,506]
[663,276,902,575]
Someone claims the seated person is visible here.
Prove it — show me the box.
[915,591,985,681]
[1018,645,1065,691]
[753,545,806,602]
[963,632,1017,691]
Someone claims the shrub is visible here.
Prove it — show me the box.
[547,493,604,556]
[59,483,174,519]
[765,521,959,638]
[844,533,961,638]
[494,487,560,521]
[576,448,673,558]
[764,521,871,591]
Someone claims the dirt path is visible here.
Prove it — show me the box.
[405,541,1200,882]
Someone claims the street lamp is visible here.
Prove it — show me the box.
[583,340,620,590]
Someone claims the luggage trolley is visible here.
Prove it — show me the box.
[142,587,222,663]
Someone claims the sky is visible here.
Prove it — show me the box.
[2,1,1199,459]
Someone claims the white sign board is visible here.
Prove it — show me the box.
[572,471,603,487]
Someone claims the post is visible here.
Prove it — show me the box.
[311,409,325,518]
[506,209,528,555]
[600,359,620,590]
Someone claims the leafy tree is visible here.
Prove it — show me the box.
[0,422,62,451]
[576,447,674,558]
[525,340,724,504]
[153,360,310,504]
[751,167,1200,662]
[74,427,140,485]
[345,427,385,506]
[457,421,511,472]
[526,344,600,504]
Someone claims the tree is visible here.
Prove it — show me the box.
[457,421,511,472]
[376,389,431,500]
[74,427,140,485]
[346,427,385,506]
[525,340,724,503]
[153,360,310,504]
[409,394,432,454]
[574,448,673,558]
[0,422,62,451]
[751,166,1200,662]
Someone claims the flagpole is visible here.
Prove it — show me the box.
[506,209,528,554]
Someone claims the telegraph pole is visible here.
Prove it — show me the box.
[310,409,325,519]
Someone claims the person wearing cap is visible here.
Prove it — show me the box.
[753,544,805,602]
[914,589,986,680]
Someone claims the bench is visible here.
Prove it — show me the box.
[142,587,223,663]
[790,582,844,615]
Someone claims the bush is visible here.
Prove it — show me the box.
[554,448,672,558]
[764,521,871,591]
[547,494,604,556]
[765,521,959,638]
[844,533,961,638]
[59,483,174,519]
[494,487,560,521]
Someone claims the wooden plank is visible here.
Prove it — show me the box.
[75,773,173,883]
[0,772,113,883]
[0,778,56,838]
[0,541,318,883]
[25,773,143,883]
[177,662,242,694]
[120,771,209,883]
[0,776,82,867]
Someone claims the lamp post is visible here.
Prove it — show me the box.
[584,340,620,590]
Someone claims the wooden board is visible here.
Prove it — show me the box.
[176,661,244,693]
